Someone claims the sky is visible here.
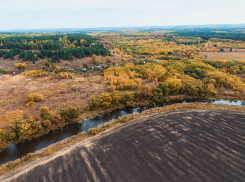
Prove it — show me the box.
[1,0,245,30]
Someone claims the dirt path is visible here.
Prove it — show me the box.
[1,109,245,182]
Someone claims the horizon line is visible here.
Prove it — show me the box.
[1,23,245,33]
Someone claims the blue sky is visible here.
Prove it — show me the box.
[1,0,245,30]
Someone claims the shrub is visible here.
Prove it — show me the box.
[95,60,100,66]
[39,107,50,120]
[61,89,65,94]
[229,91,234,96]
[8,162,16,169]
[15,63,27,69]
[28,116,34,120]
[21,153,33,162]
[47,112,65,127]
[88,129,98,135]
[47,149,53,155]
[106,57,112,63]
[21,70,43,76]
[58,72,72,79]
[26,101,36,107]
[60,107,80,122]
[27,93,44,102]
[83,63,88,69]
[108,85,116,92]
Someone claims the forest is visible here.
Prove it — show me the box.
[0,33,110,62]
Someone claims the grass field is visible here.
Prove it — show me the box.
[202,52,245,60]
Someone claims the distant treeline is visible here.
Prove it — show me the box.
[0,44,110,62]
[173,31,245,41]
[0,34,94,50]
[163,38,208,45]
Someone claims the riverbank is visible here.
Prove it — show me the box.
[1,102,245,177]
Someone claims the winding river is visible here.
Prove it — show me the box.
[0,99,244,165]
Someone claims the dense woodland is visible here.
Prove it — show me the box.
[173,31,245,41]
[0,33,110,62]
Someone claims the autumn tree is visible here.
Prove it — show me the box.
[39,107,50,120]
[88,95,100,110]
[165,78,183,96]
[0,129,9,148]
[122,91,134,106]
[7,117,44,141]
[138,85,153,100]
[105,57,112,63]
[111,91,122,106]
[158,71,172,82]
[99,93,112,109]
[83,63,88,69]
[92,54,97,64]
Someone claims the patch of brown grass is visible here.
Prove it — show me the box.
[202,52,245,60]
[0,110,24,128]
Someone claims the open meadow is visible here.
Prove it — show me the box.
[202,52,245,60]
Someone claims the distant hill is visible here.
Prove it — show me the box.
[1,24,245,33]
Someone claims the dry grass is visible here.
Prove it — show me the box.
[0,110,24,128]
[201,52,245,60]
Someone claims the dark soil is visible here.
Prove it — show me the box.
[2,109,245,182]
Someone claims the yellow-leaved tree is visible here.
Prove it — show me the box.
[165,78,183,96]
[99,93,112,109]
[88,95,100,110]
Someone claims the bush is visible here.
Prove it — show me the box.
[83,63,88,69]
[26,101,36,107]
[21,153,33,162]
[8,162,16,169]
[47,149,53,155]
[61,89,65,94]
[106,57,111,63]
[58,72,69,79]
[95,60,100,66]
[28,116,34,120]
[119,117,129,123]
[21,70,42,76]
[88,129,98,135]
[15,63,27,69]
[60,107,80,122]
[39,107,50,120]
[27,93,44,102]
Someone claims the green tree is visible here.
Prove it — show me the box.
[60,107,80,122]
[83,63,88,69]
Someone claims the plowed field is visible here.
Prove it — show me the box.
[2,109,245,182]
